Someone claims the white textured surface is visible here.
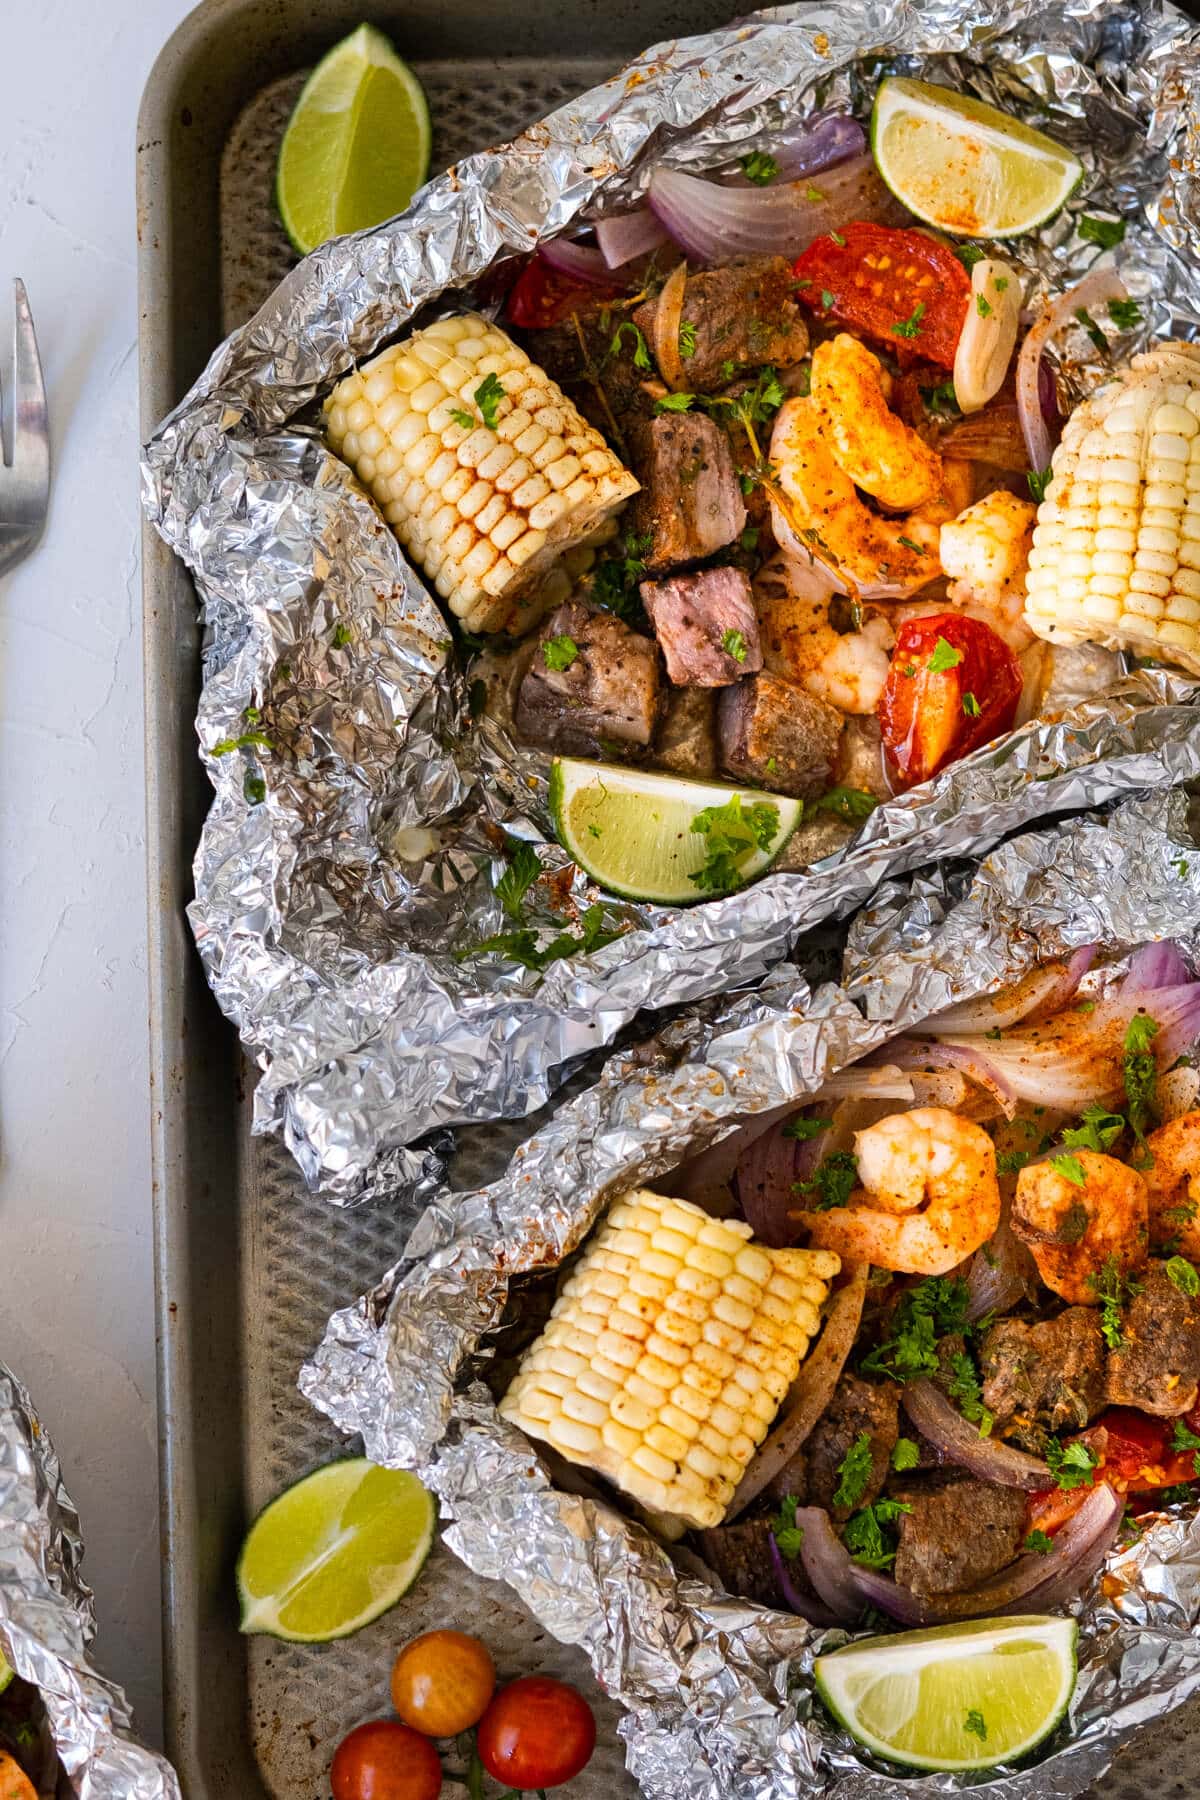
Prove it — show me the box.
[0,0,197,1747]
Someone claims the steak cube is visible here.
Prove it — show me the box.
[802,1373,899,1522]
[654,685,717,777]
[634,257,810,391]
[641,566,762,688]
[514,599,661,755]
[717,672,842,797]
[630,414,746,572]
[892,1475,1027,1597]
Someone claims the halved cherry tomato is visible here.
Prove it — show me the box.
[1027,1407,1199,1534]
[391,1629,495,1737]
[793,222,971,368]
[476,1676,596,1790]
[0,1750,37,1800]
[330,1720,442,1800]
[505,257,621,329]
[877,611,1022,787]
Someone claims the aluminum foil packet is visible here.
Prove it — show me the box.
[0,1361,180,1800]
[301,788,1200,1800]
[141,0,1200,1204]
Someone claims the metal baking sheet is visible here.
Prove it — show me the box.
[138,2,1200,1796]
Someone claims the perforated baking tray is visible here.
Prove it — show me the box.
[138,3,1200,1796]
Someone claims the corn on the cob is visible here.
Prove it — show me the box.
[1024,341,1200,674]
[324,314,639,635]
[499,1190,840,1529]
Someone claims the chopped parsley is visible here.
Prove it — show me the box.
[1049,1151,1087,1187]
[722,628,748,664]
[1024,1529,1054,1555]
[1174,858,1191,879]
[474,371,506,430]
[1074,306,1109,354]
[720,357,737,382]
[927,636,964,673]
[782,1115,831,1141]
[955,244,985,272]
[810,785,879,824]
[1167,1255,1200,1297]
[1045,1437,1098,1490]
[821,288,835,310]
[689,794,780,894]
[843,1497,912,1570]
[654,390,695,414]
[592,531,651,625]
[542,634,579,672]
[892,1437,920,1473]
[996,1148,1032,1176]
[1088,1253,1141,1350]
[1079,215,1126,249]
[1108,298,1143,331]
[794,1149,860,1211]
[975,292,993,319]
[678,320,697,360]
[962,691,981,718]
[891,300,926,340]
[449,406,476,430]
[859,1276,971,1383]
[1027,467,1052,504]
[1160,1483,1195,1506]
[463,901,623,971]
[832,1431,875,1510]
[495,840,541,919]
[945,1350,994,1435]
[829,229,846,247]
[964,1710,988,1743]
[1123,1013,1161,1140]
[609,320,652,371]
[772,1492,804,1559]
[739,150,780,186]
[896,535,925,555]
[1061,1104,1125,1154]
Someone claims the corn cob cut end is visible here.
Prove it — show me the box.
[324,313,639,634]
[1024,341,1200,677]
[499,1189,840,1530]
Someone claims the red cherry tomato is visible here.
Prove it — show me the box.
[877,611,1022,788]
[330,1720,442,1800]
[793,222,971,368]
[1027,1408,1199,1534]
[505,257,621,329]
[476,1676,596,1790]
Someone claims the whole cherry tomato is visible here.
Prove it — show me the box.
[476,1676,596,1790]
[505,257,620,329]
[391,1629,496,1737]
[792,221,971,367]
[877,611,1022,787]
[330,1720,442,1800]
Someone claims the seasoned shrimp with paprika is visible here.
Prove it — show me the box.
[1144,1110,1200,1260]
[810,334,944,511]
[794,1106,1001,1275]
[1011,1151,1149,1304]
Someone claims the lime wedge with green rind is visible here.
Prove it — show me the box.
[237,1458,435,1642]
[0,1648,12,1696]
[871,76,1083,238]
[815,1614,1077,1772]
[549,758,802,904]
[276,23,431,254]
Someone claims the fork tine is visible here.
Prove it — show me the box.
[12,278,49,500]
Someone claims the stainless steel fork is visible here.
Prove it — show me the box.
[0,279,50,578]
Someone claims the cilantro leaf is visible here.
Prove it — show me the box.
[1167,1255,1200,1297]
[782,1115,831,1141]
[721,628,748,664]
[1108,298,1142,331]
[928,636,964,673]
[1028,467,1052,504]
[654,391,695,414]
[542,634,579,672]
[891,1436,920,1473]
[1024,1529,1054,1554]
[975,293,993,319]
[843,1497,911,1569]
[962,691,981,718]
[610,320,652,371]
[821,288,835,310]
[474,371,506,430]
[495,841,541,920]
[1079,215,1126,249]
[964,1710,988,1742]
[772,1492,804,1559]
[591,531,651,626]
[689,794,780,895]
[996,1148,1031,1176]
[739,150,779,186]
[1087,1253,1141,1349]
[859,1276,971,1382]
[833,1431,875,1510]
[1060,1104,1125,1153]
[1124,1013,1161,1140]
[811,785,879,824]
[945,1351,994,1435]
[450,406,476,430]
[955,245,985,272]
[1049,1152,1087,1187]
[1045,1437,1098,1490]
[896,534,925,555]
[1075,306,1109,354]
[793,1149,859,1211]
[891,300,926,340]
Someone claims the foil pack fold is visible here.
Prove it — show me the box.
[0,1361,180,1800]
[142,0,1200,1202]
[302,789,1200,1798]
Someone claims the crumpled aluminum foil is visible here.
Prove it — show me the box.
[141,0,1200,1202]
[301,787,1200,1799]
[0,1361,181,1800]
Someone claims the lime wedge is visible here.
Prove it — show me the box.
[0,1649,12,1695]
[815,1615,1077,1772]
[871,76,1082,238]
[276,23,432,254]
[237,1458,435,1642]
[549,758,802,904]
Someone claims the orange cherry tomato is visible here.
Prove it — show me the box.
[0,1750,37,1800]
[391,1630,496,1737]
[330,1720,442,1800]
[476,1676,596,1790]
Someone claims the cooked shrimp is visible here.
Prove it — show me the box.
[770,396,972,598]
[794,1106,1000,1275]
[1011,1151,1149,1304]
[1144,1110,1200,1260]
[811,334,944,511]
[939,489,1037,647]
[753,552,895,713]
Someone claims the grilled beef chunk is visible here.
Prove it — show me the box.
[696,1517,784,1608]
[524,300,660,434]
[980,1308,1107,1448]
[718,672,842,797]
[630,414,747,573]
[892,1475,1026,1596]
[803,1374,899,1523]
[655,684,717,777]
[642,566,762,688]
[515,599,661,754]
[634,257,810,390]
[1105,1260,1200,1417]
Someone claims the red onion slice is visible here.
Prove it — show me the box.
[922,949,1096,1035]
[768,1536,842,1626]
[647,154,899,263]
[901,1379,1052,1489]
[1016,268,1129,474]
[1124,940,1193,993]
[964,1219,1039,1323]
[594,208,671,269]
[726,114,866,185]
[796,1505,863,1621]
[536,238,618,288]
[879,1039,1018,1119]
